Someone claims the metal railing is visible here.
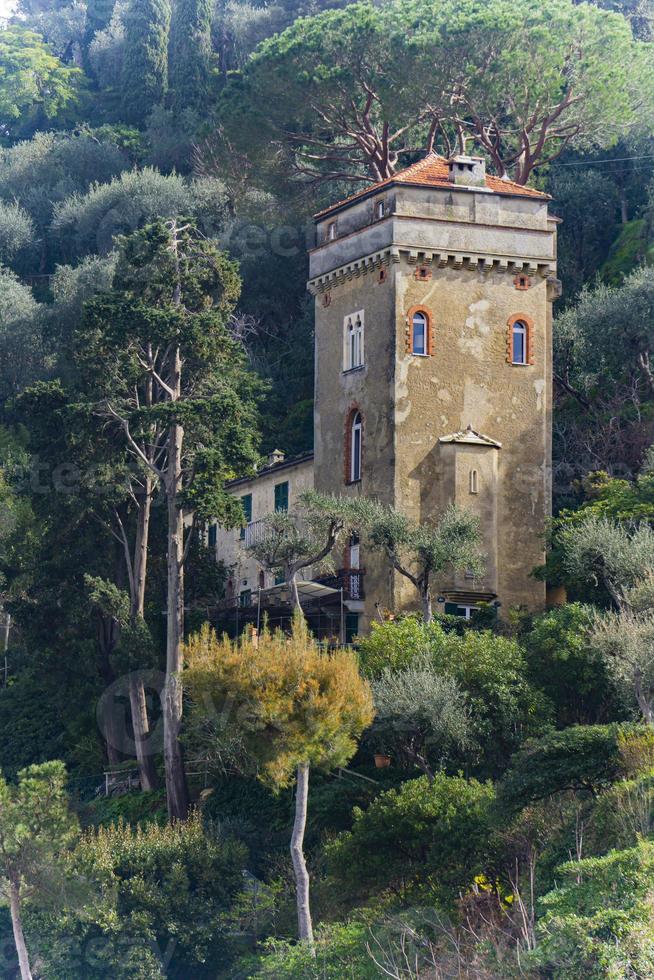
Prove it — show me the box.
[242,518,268,546]
[317,569,365,601]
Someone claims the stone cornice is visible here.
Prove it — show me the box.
[307,245,556,293]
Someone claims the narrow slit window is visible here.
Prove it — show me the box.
[469,469,479,494]
[376,200,385,219]
[327,221,337,241]
[350,412,362,482]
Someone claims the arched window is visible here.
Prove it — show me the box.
[258,570,265,589]
[345,410,363,484]
[507,314,534,365]
[469,469,479,494]
[344,311,364,370]
[512,319,527,364]
[412,312,427,355]
[407,306,432,355]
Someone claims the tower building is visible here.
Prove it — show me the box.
[308,153,559,626]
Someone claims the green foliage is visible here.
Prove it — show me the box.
[555,266,654,411]
[0,130,128,237]
[82,789,167,829]
[535,840,654,979]
[0,27,82,143]
[524,604,624,725]
[120,0,171,125]
[246,920,379,979]
[371,658,472,778]
[358,617,547,773]
[0,200,34,267]
[184,615,374,788]
[0,673,64,777]
[498,724,653,810]
[52,167,194,261]
[326,774,494,905]
[168,0,214,113]
[590,770,654,853]
[601,217,654,285]
[550,168,620,300]
[0,760,78,903]
[31,814,247,979]
[215,0,652,187]
[0,266,45,404]
[362,502,484,617]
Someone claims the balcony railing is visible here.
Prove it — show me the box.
[242,518,268,547]
[317,569,365,601]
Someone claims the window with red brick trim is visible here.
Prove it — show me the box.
[406,305,434,355]
[344,406,363,484]
[507,314,535,365]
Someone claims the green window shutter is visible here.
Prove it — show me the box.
[274,482,289,512]
[239,494,252,539]
[208,524,217,548]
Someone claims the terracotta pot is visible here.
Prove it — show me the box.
[374,753,391,769]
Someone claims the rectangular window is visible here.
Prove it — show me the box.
[274,570,285,585]
[208,524,217,548]
[343,311,365,371]
[239,589,252,607]
[239,493,252,539]
[274,481,289,512]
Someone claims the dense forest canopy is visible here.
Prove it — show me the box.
[0,0,654,976]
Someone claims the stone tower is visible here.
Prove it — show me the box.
[307,154,559,628]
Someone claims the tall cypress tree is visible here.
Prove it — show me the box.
[84,0,116,50]
[121,0,172,125]
[168,0,213,114]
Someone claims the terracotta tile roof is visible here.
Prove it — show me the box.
[314,153,549,219]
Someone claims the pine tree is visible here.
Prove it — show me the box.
[168,0,213,114]
[121,0,172,125]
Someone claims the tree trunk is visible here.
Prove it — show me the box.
[163,403,190,821]
[129,675,157,791]
[97,614,121,766]
[421,589,433,624]
[290,761,314,947]
[130,476,158,792]
[289,570,303,615]
[9,879,32,980]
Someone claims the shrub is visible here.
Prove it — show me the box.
[29,815,247,979]
[243,921,378,979]
[534,840,654,978]
[358,618,549,774]
[325,774,494,907]
[498,723,654,811]
[524,603,625,725]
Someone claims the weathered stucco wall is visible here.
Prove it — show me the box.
[213,457,314,596]
[310,180,556,625]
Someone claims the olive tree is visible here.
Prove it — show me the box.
[363,502,484,622]
[246,490,364,613]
